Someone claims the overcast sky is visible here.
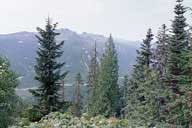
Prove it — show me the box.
[0,0,191,40]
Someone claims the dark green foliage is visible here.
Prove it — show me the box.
[126,29,153,112]
[26,107,43,122]
[0,57,19,128]
[162,0,189,126]
[126,29,162,126]
[92,35,120,117]
[137,29,153,67]
[166,0,187,91]
[128,67,161,127]
[30,18,68,118]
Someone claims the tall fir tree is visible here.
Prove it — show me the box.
[126,29,162,126]
[152,25,171,120]
[163,0,189,126]
[87,42,99,115]
[154,24,170,78]
[30,18,68,116]
[88,42,98,92]
[72,73,83,117]
[126,29,153,118]
[166,0,187,94]
[94,34,120,117]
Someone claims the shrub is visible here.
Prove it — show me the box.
[16,112,129,128]
[27,107,43,122]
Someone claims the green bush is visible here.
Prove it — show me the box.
[27,107,43,122]
[16,112,129,128]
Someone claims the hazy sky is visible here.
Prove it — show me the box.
[0,0,191,40]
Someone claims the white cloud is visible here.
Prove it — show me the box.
[0,0,191,40]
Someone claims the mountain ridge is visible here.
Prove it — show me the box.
[0,28,139,89]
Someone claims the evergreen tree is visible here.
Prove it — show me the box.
[88,42,98,92]
[166,0,187,94]
[87,42,99,115]
[162,0,191,126]
[137,28,153,67]
[126,29,161,126]
[154,24,170,78]
[30,18,68,116]
[0,57,19,128]
[72,73,83,117]
[152,26,171,123]
[94,34,120,117]
[126,29,153,115]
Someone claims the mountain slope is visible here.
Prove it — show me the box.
[0,29,139,89]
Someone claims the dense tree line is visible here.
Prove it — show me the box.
[1,0,192,127]
[86,0,192,127]
[124,0,192,127]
